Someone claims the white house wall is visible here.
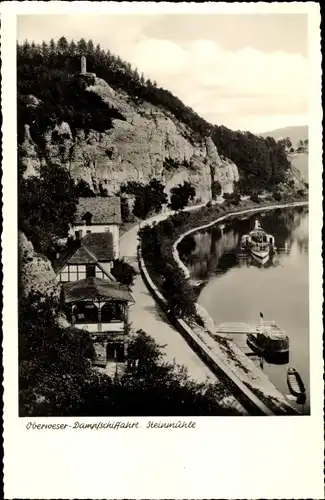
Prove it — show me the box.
[57,263,112,282]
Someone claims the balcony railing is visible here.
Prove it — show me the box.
[73,322,125,333]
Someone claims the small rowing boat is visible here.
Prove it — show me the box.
[287,367,306,400]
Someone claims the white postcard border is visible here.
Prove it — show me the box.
[2,2,323,499]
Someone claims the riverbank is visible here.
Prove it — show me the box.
[140,197,308,414]
[173,200,309,279]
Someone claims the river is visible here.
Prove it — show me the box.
[178,205,310,414]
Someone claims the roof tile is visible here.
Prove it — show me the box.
[63,277,133,303]
[75,197,121,224]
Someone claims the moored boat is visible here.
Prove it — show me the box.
[251,242,270,260]
[240,219,275,261]
[287,367,306,399]
[246,319,289,362]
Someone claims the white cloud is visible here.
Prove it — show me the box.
[17,16,308,133]
[125,37,308,132]
[132,38,188,76]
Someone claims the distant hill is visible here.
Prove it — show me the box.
[258,125,308,148]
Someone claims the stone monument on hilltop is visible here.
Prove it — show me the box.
[78,55,96,80]
[81,55,87,74]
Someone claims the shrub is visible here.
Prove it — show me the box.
[211,180,222,199]
[169,181,196,211]
[162,265,196,318]
[223,192,241,206]
[120,179,167,219]
[296,189,306,198]
[111,259,137,286]
[273,191,282,202]
[75,179,95,197]
[250,192,260,203]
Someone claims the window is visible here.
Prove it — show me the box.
[86,264,96,278]
[60,271,69,282]
[59,265,88,283]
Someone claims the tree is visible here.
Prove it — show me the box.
[169,181,196,211]
[211,180,222,199]
[19,296,239,417]
[212,125,290,193]
[250,192,260,203]
[75,179,95,197]
[49,38,56,55]
[77,38,87,56]
[273,191,282,201]
[87,39,95,55]
[285,137,292,149]
[19,290,95,417]
[98,182,108,197]
[162,265,196,317]
[69,40,77,56]
[111,259,137,286]
[133,193,148,219]
[120,179,167,220]
[57,36,69,55]
[126,330,167,377]
[19,161,78,257]
[223,191,241,206]
[41,41,49,60]
[144,179,168,214]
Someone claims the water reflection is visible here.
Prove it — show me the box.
[179,206,310,414]
[180,205,309,281]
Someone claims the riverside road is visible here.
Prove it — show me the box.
[120,205,248,414]
[120,208,216,383]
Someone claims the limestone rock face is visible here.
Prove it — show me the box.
[19,231,59,297]
[20,125,42,177]
[20,77,240,202]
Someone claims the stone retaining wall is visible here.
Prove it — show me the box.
[137,244,274,416]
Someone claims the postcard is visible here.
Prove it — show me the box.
[2,2,323,498]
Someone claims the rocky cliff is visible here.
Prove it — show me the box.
[20,77,239,202]
[19,231,59,297]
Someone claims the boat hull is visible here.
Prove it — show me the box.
[287,369,306,398]
[246,335,289,364]
[251,247,270,260]
[251,252,270,265]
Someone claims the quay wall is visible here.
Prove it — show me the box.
[137,244,274,416]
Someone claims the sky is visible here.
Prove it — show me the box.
[17,14,308,133]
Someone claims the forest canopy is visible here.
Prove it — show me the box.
[18,37,292,192]
[212,125,291,193]
[17,37,211,142]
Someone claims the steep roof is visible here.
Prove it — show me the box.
[75,197,121,225]
[63,277,134,303]
[73,232,114,262]
[53,232,114,274]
